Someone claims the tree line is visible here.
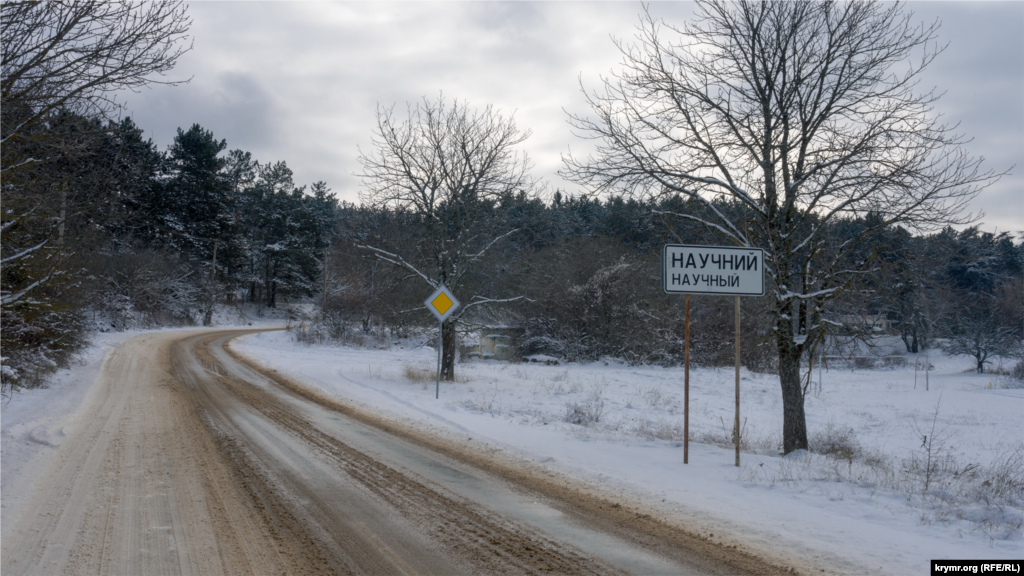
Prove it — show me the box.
[324,186,1022,372]
[2,110,335,388]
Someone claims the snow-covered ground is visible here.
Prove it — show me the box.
[3,322,1020,575]
[1,309,289,544]
[232,329,1023,575]
[1,331,135,543]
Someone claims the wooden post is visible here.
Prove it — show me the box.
[735,295,741,467]
[684,294,690,464]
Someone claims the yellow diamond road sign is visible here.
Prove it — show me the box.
[432,293,453,315]
[425,284,460,322]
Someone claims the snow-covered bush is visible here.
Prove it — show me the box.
[0,354,14,393]
[290,318,392,348]
[1,305,89,394]
[87,250,203,330]
[403,365,434,383]
[1002,360,1024,389]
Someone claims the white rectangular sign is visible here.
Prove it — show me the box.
[662,244,765,296]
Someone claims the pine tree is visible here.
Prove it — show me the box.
[163,124,232,261]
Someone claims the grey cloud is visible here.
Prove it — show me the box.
[909,2,1024,233]
[123,70,280,159]
[117,2,1022,231]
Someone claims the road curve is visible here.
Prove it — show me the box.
[2,329,789,575]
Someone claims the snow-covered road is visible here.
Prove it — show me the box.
[228,329,1023,576]
[3,328,789,575]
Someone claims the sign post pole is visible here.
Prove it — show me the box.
[661,244,763,466]
[423,284,459,400]
[684,294,690,465]
[436,321,443,399]
[735,295,741,467]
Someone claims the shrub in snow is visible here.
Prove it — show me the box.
[86,250,203,330]
[402,365,434,383]
[563,385,607,426]
[0,360,15,379]
[290,316,392,348]
[1,305,89,394]
[1002,360,1024,389]
[563,399,604,426]
[634,418,685,441]
[810,422,862,462]
[519,336,565,359]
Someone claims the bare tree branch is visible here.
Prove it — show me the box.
[355,243,436,289]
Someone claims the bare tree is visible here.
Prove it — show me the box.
[2,0,192,307]
[563,1,1000,452]
[942,308,1021,375]
[358,95,534,380]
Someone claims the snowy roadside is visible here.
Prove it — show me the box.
[0,314,289,544]
[232,329,1024,576]
[1,331,137,543]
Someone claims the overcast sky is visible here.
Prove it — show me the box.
[121,1,1023,235]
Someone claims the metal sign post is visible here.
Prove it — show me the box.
[662,245,764,467]
[424,285,460,399]
[436,324,442,399]
[684,294,690,464]
[735,295,741,467]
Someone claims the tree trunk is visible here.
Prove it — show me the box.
[203,240,219,327]
[441,320,457,381]
[901,329,918,353]
[778,342,808,454]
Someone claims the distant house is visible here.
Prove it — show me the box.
[834,314,890,334]
[461,327,524,361]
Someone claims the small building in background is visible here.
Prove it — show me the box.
[463,327,524,361]
[834,314,891,334]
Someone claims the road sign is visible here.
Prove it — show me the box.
[425,284,459,399]
[662,244,765,296]
[424,284,460,322]
[661,244,765,468]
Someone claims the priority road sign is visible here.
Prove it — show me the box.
[424,284,460,322]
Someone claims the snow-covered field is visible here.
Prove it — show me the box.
[233,329,1023,575]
